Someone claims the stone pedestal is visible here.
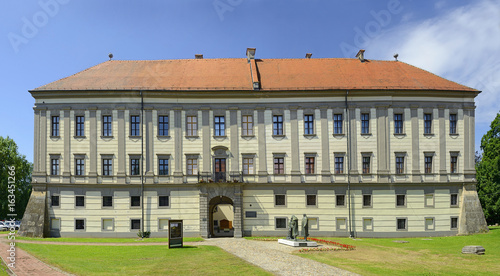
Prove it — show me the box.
[278,239,318,247]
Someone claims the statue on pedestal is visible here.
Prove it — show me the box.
[301,214,309,241]
[288,215,299,241]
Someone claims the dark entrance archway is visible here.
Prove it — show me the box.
[209,196,234,237]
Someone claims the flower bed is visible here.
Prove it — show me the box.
[300,238,356,251]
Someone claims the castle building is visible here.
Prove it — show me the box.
[19,49,488,238]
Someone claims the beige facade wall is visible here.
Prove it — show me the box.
[31,93,477,237]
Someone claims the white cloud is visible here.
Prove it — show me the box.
[367,0,500,149]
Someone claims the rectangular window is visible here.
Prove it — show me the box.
[275,217,287,229]
[363,218,373,231]
[102,219,114,231]
[130,158,140,175]
[131,196,141,207]
[394,113,403,134]
[335,156,344,174]
[75,158,85,176]
[130,115,140,136]
[102,158,112,176]
[242,115,253,136]
[396,156,404,174]
[50,218,60,230]
[336,195,345,207]
[451,194,458,206]
[424,113,432,134]
[425,217,435,231]
[396,194,406,207]
[131,219,141,230]
[363,195,372,207]
[159,196,169,207]
[51,116,60,136]
[451,217,458,229]
[274,157,284,174]
[245,211,257,218]
[75,116,85,136]
[273,115,283,135]
[159,158,169,175]
[275,194,286,206]
[450,156,458,173]
[397,218,407,230]
[75,196,85,207]
[51,195,59,207]
[305,157,315,174]
[425,156,433,174]
[334,114,343,134]
[187,158,198,175]
[102,115,112,137]
[187,116,198,136]
[425,194,434,207]
[362,156,370,174]
[75,219,85,230]
[243,158,254,175]
[450,114,457,134]
[361,113,370,134]
[102,196,113,207]
[214,116,225,136]
[158,115,169,136]
[304,114,314,135]
[336,217,347,230]
[306,195,316,206]
[51,158,59,175]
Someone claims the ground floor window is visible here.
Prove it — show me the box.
[131,219,141,230]
[397,218,407,230]
[75,219,85,230]
[275,217,287,229]
[363,218,373,231]
[451,217,458,229]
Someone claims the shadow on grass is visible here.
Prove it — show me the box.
[168,245,198,249]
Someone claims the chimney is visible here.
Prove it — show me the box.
[195,54,203,59]
[246,48,256,62]
[355,49,365,62]
[305,53,312,59]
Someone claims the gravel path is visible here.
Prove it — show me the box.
[201,238,359,276]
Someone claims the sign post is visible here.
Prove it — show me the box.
[168,220,183,248]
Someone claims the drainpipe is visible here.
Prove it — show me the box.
[346,90,353,238]
[140,90,145,237]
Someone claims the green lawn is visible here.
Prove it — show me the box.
[15,236,203,243]
[17,243,271,276]
[298,226,500,276]
[0,262,9,276]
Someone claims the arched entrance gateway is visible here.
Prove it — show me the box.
[199,186,243,238]
[209,196,234,237]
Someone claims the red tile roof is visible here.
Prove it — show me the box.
[32,58,477,92]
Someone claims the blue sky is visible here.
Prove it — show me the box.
[1,0,499,162]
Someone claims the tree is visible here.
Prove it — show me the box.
[0,136,32,220]
[476,112,500,224]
